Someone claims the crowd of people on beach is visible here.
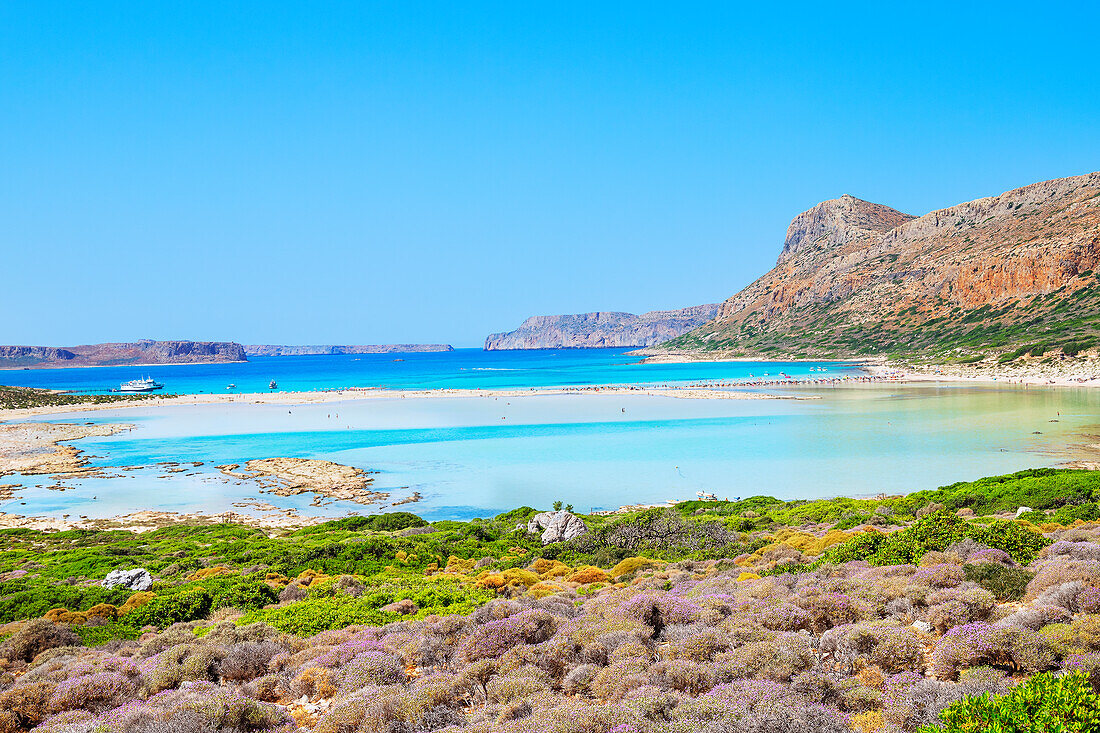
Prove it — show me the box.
[687,372,904,388]
[551,371,907,393]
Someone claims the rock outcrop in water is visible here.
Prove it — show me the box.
[243,344,453,357]
[0,340,247,369]
[645,172,1100,360]
[485,304,720,350]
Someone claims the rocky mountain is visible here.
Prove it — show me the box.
[0,340,247,369]
[485,304,721,350]
[0,347,79,367]
[243,344,454,357]
[646,172,1100,361]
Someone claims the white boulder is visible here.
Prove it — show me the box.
[103,568,153,591]
[527,510,588,545]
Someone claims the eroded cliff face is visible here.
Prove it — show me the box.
[0,347,77,367]
[777,195,915,264]
[658,172,1100,358]
[0,340,248,368]
[485,304,721,349]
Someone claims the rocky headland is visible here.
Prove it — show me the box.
[0,340,247,369]
[243,344,453,356]
[641,172,1100,366]
[485,304,720,349]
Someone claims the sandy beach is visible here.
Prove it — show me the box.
[862,356,1100,388]
[634,350,1100,389]
[0,383,812,421]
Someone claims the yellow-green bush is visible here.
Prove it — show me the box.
[188,566,236,581]
[610,557,660,578]
[42,608,86,625]
[118,591,156,615]
[568,566,610,584]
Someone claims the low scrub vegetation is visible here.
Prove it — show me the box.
[1,468,1099,731]
[0,385,167,410]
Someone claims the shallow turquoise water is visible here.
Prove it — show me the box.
[0,348,858,394]
[4,381,1099,521]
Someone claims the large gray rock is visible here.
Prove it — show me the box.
[103,568,153,592]
[527,510,588,545]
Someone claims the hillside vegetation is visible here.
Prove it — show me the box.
[2,469,1100,731]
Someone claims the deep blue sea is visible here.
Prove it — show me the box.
[0,348,858,395]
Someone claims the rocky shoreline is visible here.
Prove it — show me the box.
[0,422,134,480]
[0,383,803,421]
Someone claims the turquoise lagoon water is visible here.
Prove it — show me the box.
[0,348,858,394]
[4,369,1100,520]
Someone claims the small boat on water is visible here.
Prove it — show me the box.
[269,380,278,390]
[227,384,236,390]
[119,377,163,393]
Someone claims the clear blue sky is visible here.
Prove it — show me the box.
[3,2,1098,347]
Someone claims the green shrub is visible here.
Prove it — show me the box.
[495,506,538,523]
[240,578,491,635]
[126,588,213,628]
[823,512,1048,567]
[903,469,1100,517]
[358,512,428,532]
[964,563,1035,601]
[212,580,278,611]
[0,581,128,624]
[75,621,142,646]
[1062,339,1095,357]
[1051,503,1100,525]
[833,513,869,530]
[917,671,1100,732]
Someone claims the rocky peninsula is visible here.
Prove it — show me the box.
[0,340,247,369]
[485,304,720,349]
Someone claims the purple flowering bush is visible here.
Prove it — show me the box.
[931,622,1056,678]
[4,508,1100,733]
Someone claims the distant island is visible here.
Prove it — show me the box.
[638,171,1100,365]
[243,344,454,357]
[484,304,720,350]
[0,340,247,369]
[0,341,456,369]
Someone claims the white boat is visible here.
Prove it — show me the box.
[119,377,163,393]
[269,380,278,390]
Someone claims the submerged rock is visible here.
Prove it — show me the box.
[527,510,588,545]
[103,568,153,591]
